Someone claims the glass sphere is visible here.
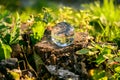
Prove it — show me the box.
[51,22,74,47]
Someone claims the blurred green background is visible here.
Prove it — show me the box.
[0,0,98,11]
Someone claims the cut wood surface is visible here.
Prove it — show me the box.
[35,31,91,54]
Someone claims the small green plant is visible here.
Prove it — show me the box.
[0,40,12,61]
[29,8,53,46]
[0,10,21,61]
[30,21,46,45]
[0,11,20,45]
[76,41,120,79]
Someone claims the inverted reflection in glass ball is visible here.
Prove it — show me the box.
[51,22,74,47]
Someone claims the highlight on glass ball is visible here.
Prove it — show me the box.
[51,22,74,47]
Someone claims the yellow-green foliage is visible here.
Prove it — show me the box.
[31,21,45,41]
[0,40,12,61]
[46,7,92,32]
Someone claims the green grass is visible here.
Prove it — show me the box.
[83,0,120,44]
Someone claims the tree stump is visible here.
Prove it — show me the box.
[35,31,91,65]
[34,29,92,79]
